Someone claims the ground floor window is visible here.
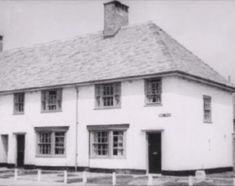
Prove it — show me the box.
[88,124,129,158]
[35,127,68,156]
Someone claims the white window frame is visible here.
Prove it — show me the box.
[88,124,128,158]
[13,92,25,114]
[90,131,109,157]
[95,82,121,108]
[41,89,62,112]
[35,127,68,157]
[145,78,162,105]
[203,95,212,123]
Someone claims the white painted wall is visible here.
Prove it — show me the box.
[0,76,233,172]
[162,77,233,171]
[0,88,77,166]
[76,77,233,171]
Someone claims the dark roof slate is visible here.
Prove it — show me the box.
[0,22,233,92]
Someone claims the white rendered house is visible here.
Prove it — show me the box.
[0,1,234,175]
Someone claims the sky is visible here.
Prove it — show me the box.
[0,0,235,84]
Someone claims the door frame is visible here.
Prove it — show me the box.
[145,130,163,174]
[1,134,9,162]
[14,133,26,167]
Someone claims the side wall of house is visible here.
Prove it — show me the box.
[163,77,233,171]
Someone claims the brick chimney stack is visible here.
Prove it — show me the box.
[103,0,129,38]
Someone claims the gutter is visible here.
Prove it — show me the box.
[75,86,79,171]
[0,71,234,95]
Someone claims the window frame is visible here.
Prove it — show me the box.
[88,125,128,159]
[13,92,25,114]
[41,89,62,113]
[90,131,109,158]
[203,95,212,123]
[95,82,121,109]
[145,78,162,105]
[35,127,68,157]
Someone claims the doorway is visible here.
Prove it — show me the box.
[16,134,25,167]
[148,133,162,173]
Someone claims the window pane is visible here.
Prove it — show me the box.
[103,97,114,106]
[14,93,24,113]
[42,89,62,111]
[146,79,161,104]
[103,84,114,106]
[113,131,124,156]
[203,96,212,122]
[55,132,65,155]
[38,132,51,155]
[48,91,57,110]
[103,84,113,96]
[92,131,109,156]
[95,83,121,108]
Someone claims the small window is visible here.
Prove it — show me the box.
[95,82,121,108]
[41,89,62,112]
[14,93,25,114]
[36,127,67,156]
[90,130,125,158]
[203,95,212,123]
[145,78,162,105]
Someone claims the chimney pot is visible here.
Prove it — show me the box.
[228,75,231,83]
[103,0,129,38]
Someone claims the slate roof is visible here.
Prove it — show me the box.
[0,22,234,92]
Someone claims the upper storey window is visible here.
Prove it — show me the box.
[95,82,121,108]
[41,89,62,112]
[145,78,162,105]
[203,95,212,123]
[14,93,25,114]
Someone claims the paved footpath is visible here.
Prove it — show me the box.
[0,178,82,186]
[0,179,149,186]
[0,178,135,186]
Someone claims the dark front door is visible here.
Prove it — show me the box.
[17,135,25,167]
[148,133,161,173]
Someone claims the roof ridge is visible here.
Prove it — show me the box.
[0,22,153,56]
[0,31,102,56]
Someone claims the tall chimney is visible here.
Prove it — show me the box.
[103,1,129,38]
[0,36,2,52]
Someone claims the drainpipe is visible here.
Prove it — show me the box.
[75,86,79,171]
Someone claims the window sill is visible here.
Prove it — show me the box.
[41,110,62,113]
[36,155,66,158]
[204,121,213,124]
[144,103,162,107]
[13,112,24,115]
[94,106,121,110]
[89,156,126,159]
